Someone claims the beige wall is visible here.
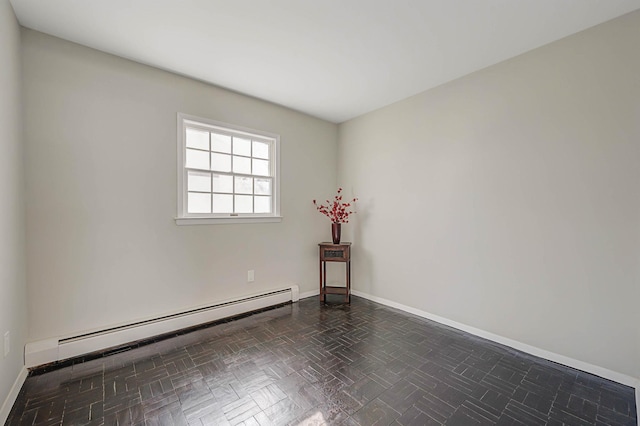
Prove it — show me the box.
[22,29,338,341]
[17,4,640,386]
[339,11,640,379]
[0,0,27,413]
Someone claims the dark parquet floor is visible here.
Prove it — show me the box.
[6,296,637,425]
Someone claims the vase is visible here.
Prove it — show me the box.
[331,223,341,244]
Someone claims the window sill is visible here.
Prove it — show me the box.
[175,216,283,225]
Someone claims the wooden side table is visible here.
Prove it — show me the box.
[318,242,351,304]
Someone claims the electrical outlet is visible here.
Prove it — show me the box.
[3,331,9,358]
[247,270,255,282]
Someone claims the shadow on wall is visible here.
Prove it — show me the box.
[351,195,373,294]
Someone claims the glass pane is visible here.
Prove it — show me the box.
[235,176,252,194]
[212,174,233,193]
[252,159,270,176]
[252,141,270,159]
[235,195,253,213]
[212,194,233,213]
[187,170,211,192]
[188,192,211,213]
[186,149,209,170]
[211,133,231,153]
[186,128,209,150]
[254,196,271,213]
[254,178,271,195]
[233,137,251,156]
[211,153,231,172]
[233,156,251,174]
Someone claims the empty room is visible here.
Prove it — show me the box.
[1,0,639,425]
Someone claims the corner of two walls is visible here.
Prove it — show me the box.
[0,0,28,420]
[337,10,640,381]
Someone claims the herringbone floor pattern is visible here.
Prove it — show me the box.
[6,296,637,425]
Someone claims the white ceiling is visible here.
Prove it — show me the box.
[10,0,640,123]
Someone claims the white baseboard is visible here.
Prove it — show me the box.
[0,366,27,425]
[351,290,639,389]
[273,288,639,420]
[26,286,298,368]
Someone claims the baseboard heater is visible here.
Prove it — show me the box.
[25,285,299,369]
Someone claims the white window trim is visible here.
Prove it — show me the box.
[175,113,282,225]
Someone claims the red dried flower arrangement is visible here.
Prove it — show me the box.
[313,188,357,223]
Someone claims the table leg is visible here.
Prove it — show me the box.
[319,257,323,304]
[323,260,327,303]
[346,260,351,303]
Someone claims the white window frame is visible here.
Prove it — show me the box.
[175,113,281,225]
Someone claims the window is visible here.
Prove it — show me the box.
[176,113,281,224]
